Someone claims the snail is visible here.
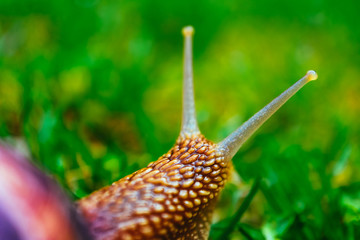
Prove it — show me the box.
[77,26,317,239]
[0,26,317,240]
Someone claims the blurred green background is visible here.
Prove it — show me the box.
[0,0,359,239]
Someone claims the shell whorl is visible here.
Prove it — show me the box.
[78,134,230,240]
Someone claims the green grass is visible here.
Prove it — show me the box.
[1,0,360,239]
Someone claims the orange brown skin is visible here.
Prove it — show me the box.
[78,134,231,240]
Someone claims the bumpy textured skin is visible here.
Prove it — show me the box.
[78,134,231,240]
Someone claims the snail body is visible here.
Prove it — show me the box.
[0,26,317,240]
[77,26,317,240]
[78,135,229,240]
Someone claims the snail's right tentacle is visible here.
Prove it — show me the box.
[217,70,318,159]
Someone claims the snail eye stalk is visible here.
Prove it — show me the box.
[180,26,200,138]
[217,70,318,158]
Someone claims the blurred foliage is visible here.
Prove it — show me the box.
[1,0,360,239]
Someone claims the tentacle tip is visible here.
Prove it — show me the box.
[182,26,194,37]
[306,70,318,82]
